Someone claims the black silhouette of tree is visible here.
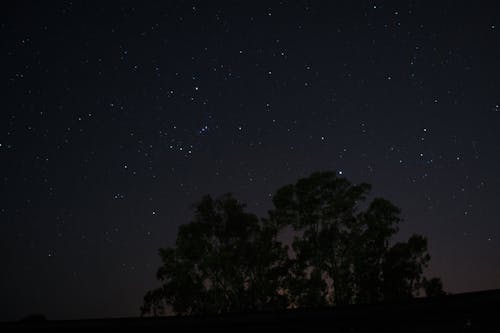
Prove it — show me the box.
[270,172,442,306]
[422,277,446,297]
[142,171,443,316]
[269,172,373,306]
[141,194,289,316]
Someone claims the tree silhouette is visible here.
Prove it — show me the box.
[271,172,442,306]
[422,277,446,297]
[141,194,289,316]
[269,172,373,306]
[142,171,443,316]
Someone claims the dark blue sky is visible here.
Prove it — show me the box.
[1,0,499,320]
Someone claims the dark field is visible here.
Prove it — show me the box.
[3,289,499,332]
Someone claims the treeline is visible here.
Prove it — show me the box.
[141,171,443,316]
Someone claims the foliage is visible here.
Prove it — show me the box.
[142,172,444,316]
[141,194,289,316]
[422,277,446,297]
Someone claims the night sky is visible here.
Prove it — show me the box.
[2,1,500,321]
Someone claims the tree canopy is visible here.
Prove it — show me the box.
[142,171,444,316]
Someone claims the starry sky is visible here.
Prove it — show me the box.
[2,0,500,321]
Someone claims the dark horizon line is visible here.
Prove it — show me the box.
[5,288,500,324]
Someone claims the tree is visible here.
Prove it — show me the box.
[142,171,444,316]
[422,277,446,297]
[351,198,403,303]
[269,172,373,306]
[141,194,289,316]
[269,171,443,306]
